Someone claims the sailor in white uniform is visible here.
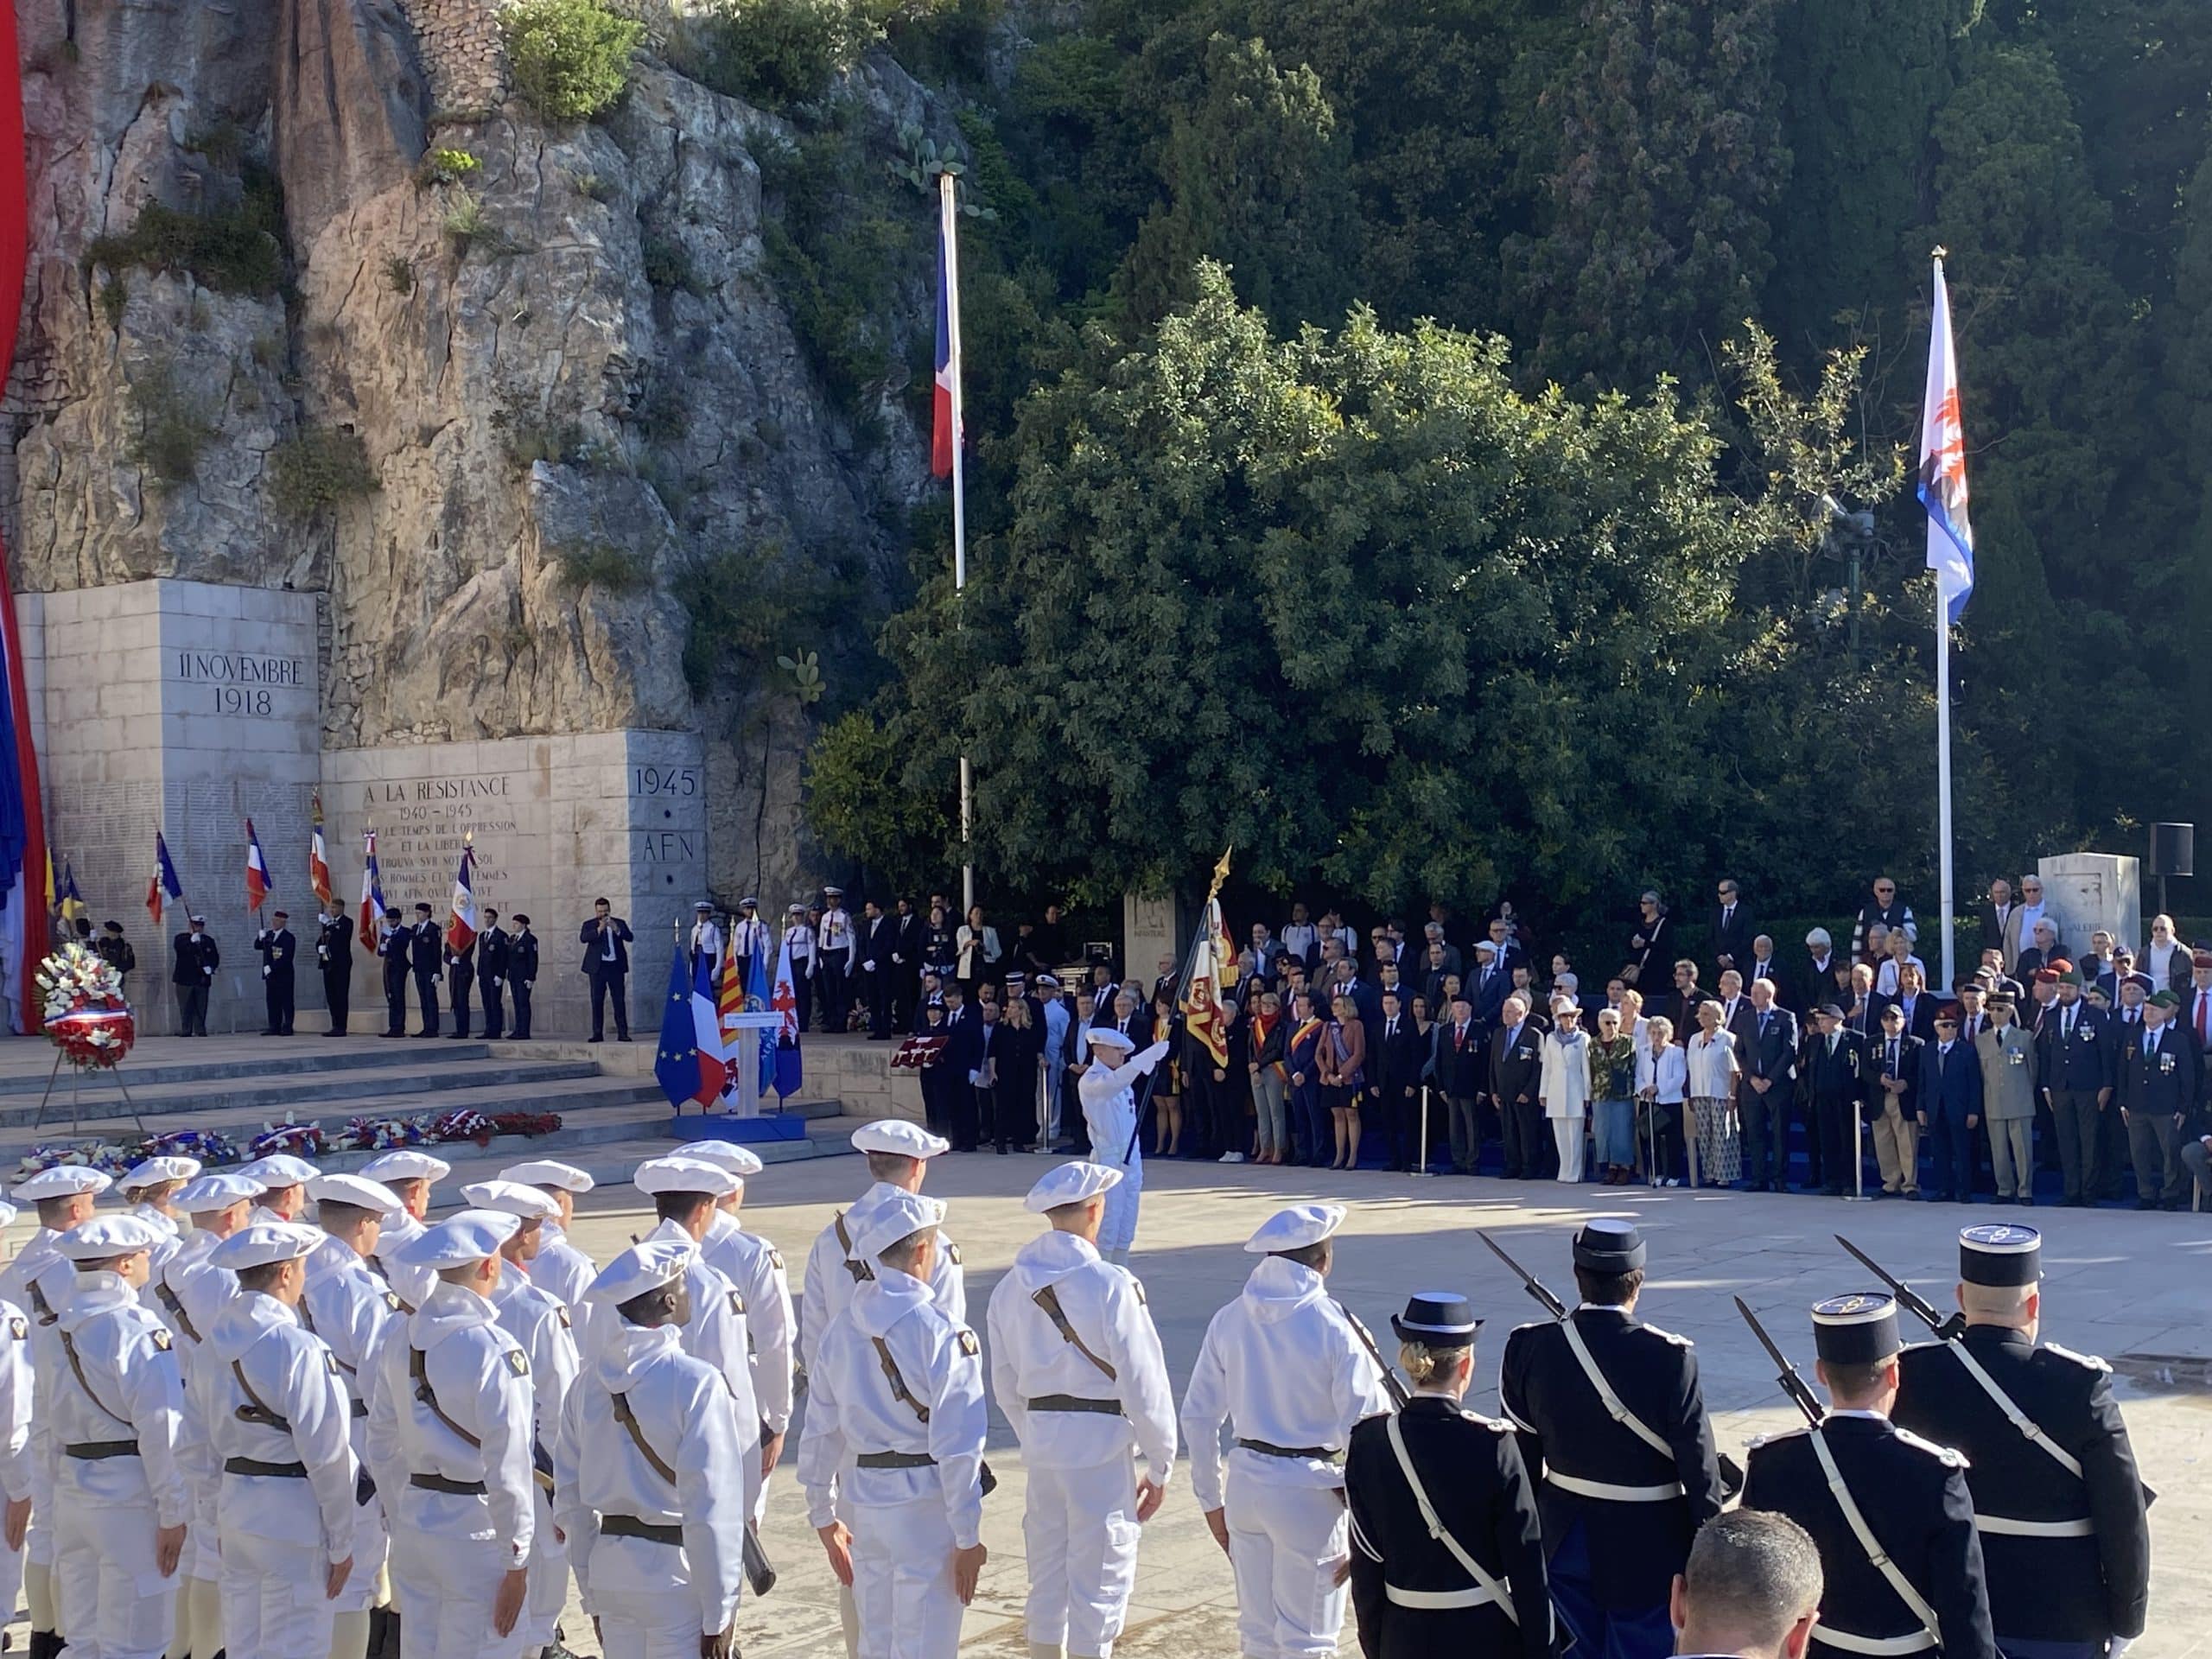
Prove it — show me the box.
[1076,1027,1171,1265]
[798,1192,990,1659]
[800,1121,965,1379]
[0,1203,35,1659]
[501,1160,601,1357]
[116,1156,199,1297]
[683,1141,797,1526]
[236,1154,321,1224]
[1180,1203,1394,1659]
[987,1162,1177,1659]
[552,1236,751,1659]
[358,1150,453,1313]
[204,1221,361,1659]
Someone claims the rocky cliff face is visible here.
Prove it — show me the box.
[4,0,949,905]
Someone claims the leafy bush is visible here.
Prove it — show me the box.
[442,191,524,258]
[381,255,415,295]
[500,0,645,122]
[639,232,706,295]
[549,539,653,593]
[416,147,482,186]
[670,0,862,111]
[127,362,215,487]
[96,276,126,329]
[267,429,378,518]
[84,165,286,295]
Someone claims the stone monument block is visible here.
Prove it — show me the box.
[1123,891,1180,990]
[2037,852,2139,958]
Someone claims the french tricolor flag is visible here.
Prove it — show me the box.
[931,174,963,480]
[244,818,271,914]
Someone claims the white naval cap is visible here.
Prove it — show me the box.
[395,1210,520,1270]
[208,1221,326,1273]
[500,1159,595,1194]
[308,1173,403,1217]
[56,1213,169,1262]
[632,1157,740,1199]
[235,1154,321,1189]
[175,1173,265,1213]
[1086,1025,1137,1052]
[849,1119,950,1159]
[586,1236,696,1306]
[12,1166,113,1203]
[358,1150,452,1185]
[458,1179,561,1222]
[118,1155,203,1192]
[681,1141,765,1179]
[1243,1202,1348,1255]
[1024,1160,1123,1214]
[849,1192,946,1262]
[0,1201,17,1231]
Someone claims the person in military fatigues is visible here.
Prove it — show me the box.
[317,910,355,1036]
[1891,1224,2149,1659]
[1345,1291,1551,1657]
[1498,1218,1723,1659]
[1740,1293,1995,1659]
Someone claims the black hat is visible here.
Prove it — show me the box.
[103,920,122,934]
[1959,1223,2041,1288]
[415,902,433,915]
[1815,1001,1845,1019]
[512,913,530,926]
[384,906,402,920]
[1389,1291,1480,1349]
[1572,1218,1646,1274]
[1811,1292,1902,1364]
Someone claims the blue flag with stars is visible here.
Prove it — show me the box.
[653,942,703,1108]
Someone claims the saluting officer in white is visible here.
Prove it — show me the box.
[359,1149,453,1313]
[300,1174,406,1659]
[50,1213,191,1659]
[501,1159,601,1355]
[462,1179,586,1656]
[4,1164,115,1659]
[1181,1203,1394,1659]
[206,1220,361,1659]
[1076,1027,1172,1266]
[799,1191,990,1659]
[683,1141,798,1527]
[988,1162,1177,1659]
[366,1211,539,1659]
[801,1121,966,1379]
[553,1236,752,1659]
[0,1203,36,1659]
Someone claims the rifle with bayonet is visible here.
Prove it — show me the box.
[1834,1235,1964,1339]
[1733,1297,1822,1426]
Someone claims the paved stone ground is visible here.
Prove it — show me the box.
[556,1154,2212,1657]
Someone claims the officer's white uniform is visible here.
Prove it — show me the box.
[690,907,723,968]
[1180,1205,1392,1659]
[365,1213,538,1659]
[51,1216,191,1659]
[553,1237,751,1659]
[987,1165,1177,1659]
[0,1203,39,1644]
[300,1174,406,1620]
[799,1122,966,1376]
[1077,1033,1170,1262]
[798,1194,988,1659]
[688,1143,796,1528]
[207,1224,361,1659]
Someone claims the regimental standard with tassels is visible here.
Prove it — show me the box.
[1124,848,1233,1162]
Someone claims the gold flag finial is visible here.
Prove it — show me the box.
[1930,245,1948,261]
[1207,845,1233,902]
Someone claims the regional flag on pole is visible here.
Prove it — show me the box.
[747,937,776,1101]
[245,818,272,914]
[147,830,182,931]
[54,859,83,925]
[445,835,479,954]
[309,793,335,912]
[357,830,385,952]
[931,175,963,480]
[1919,252,1974,624]
[770,931,804,1099]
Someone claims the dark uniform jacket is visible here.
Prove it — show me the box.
[1741,1413,1995,1658]
[1488,1022,1543,1112]
[1893,1329,2150,1645]
[2119,1020,2198,1124]
[1498,1306,1723,1611]
[408,920,442,976]
[508,929,539,985]
[478,928,511,985]
[1346,1395,1553,1658]
[316,918,353,976]
[1803,1027,1867,1109]
[2038,1000,2116,1093]
[170,931,219,986]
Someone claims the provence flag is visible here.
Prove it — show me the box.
[654,942,705,1109]
[1919,253,1974,625]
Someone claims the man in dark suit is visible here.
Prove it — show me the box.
[315,911,353,1037]
[254,910,296,1035]
[1489,994,1545,1179]
[1738,977,1797,1192]
[1868,1001,1923,1196]
[941,982,983,1149]
[1372,989,1424,1172]
[1741,932,1786,1003]
[2120,990,2196,1209]
[170,915,219,1037]
[858,899,896,1039]
[443,927,474,1040]
[378,905,408,1037]
[408,902,442,1038]
[1919,1007,1983,1202]
[1797,928,1840,1017]
[477,907,508,1039]
[1802,1003,1867,1196]
[1840,962,1890,1042]
[1467,941,1509,1026]
[1708,878,1754,982]
[1437,992,1490,1174]
[579,896,632,1041]
[506,913,538,1038]
[888,896,924,1032]
[1979,876,2023,971]
[2039,969,2115,1205]
[1482,915,1525,980]
[1659,959,1713,1046]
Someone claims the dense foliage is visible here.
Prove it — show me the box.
[500,0,645,121]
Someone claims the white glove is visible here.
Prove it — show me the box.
[2110,1639,2133,1659]
[862,961,876,973]
[1137,1039,1173,1071]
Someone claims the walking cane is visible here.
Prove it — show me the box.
[1687,1103,1700,1190]
[1845,1100,1872,1201]
[1414,1085,1431,1178]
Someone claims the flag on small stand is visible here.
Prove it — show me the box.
[655,943,707,1109]
[690,950,728,1105]
[309,795,335,912]
[54,859,82,925]
[357,830,386,952]
[445,836,479,954]
[747,937,776,1102]
[770,931,804,1100]
[715,937,746,1101]
[244,819,271,915]
[147,831,182,931]
[1919,254,1975,622]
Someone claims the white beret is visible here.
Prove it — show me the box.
[308,1173,403,1217]
[174,1173,265,1212]
[12,1166,112,1202]
[0,1201,17,1230]
[207,1221,326,1273]
[56,1213,169,1262]
[118,1156,202,1192]
[679,1141,765,1179]
[1024,1160,1123,1214]
[632,1157,739,1199]
[235,1154,321,1188]
[1243,1202,1348,1255]
[499,1160,595,1194]
[849,1119,949,1159]
[1086,1025,1137,1052]
[849,1192,947,1262]
[358,1151,451,1185]
[457,1179,560,1222]
[586,1236,696,1306]
[394,1210,519,1270]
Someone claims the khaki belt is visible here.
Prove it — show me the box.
[1543,1469,1684,1503]
[1384,1583,1500,1611]
[1236,1437,1344,1465]
[226,1457,308,1478]
[1027,1394,1121,1415]
[1810,1627,1936,1656]
[601,1514,683,1547]
[410,1472,486,1496]
[1974,1513,2094,1538]
[62,1440,137,1460]
[855,1450,937,1470]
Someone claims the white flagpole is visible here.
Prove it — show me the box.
[940,173,974,917]
[1937,582,1955,991]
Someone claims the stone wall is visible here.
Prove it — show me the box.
[397,0,508,118]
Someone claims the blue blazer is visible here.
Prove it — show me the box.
[1918,1038,1982,1122]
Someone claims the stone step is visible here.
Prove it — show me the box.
[0,1039,498,1097]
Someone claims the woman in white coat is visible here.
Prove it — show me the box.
[1538,1001,1592,1182]
[1684,998,1743,1186]
[1078,1026,1172,1263]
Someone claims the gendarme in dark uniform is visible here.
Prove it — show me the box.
[1346,1293,1552,1657]
[1498,1219,1722,1657]
[1741,1293,1996,1659]
[1891,1224,2150,1657]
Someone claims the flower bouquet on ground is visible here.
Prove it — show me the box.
[331,1115,432,1153]
[36,943,134,1071]
[139,1128,239,1166]
[12,1141,137,1180]
[485,1111,563,1141]
[249,1115,326,1160]
[427,1108,493,1146]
